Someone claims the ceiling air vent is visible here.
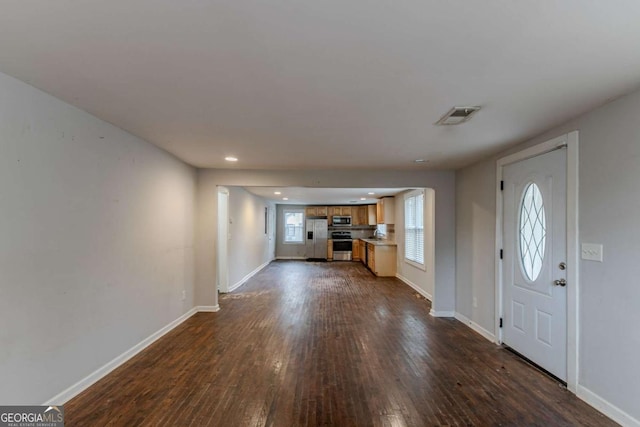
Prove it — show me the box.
[435,106,481,125]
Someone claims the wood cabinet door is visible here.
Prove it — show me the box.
[340,206,352,216]
[305,207,317,216]
[368,205,377,225]
[376,201,384,224]
[317,206,328,216]
[362,206,368,224]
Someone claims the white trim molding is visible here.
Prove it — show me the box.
[43,305,218,405]
[196,305,220,312]
[396,273,432,301]
[577,385,640,427]
[430,310,455,317]
[454,312,496,343]
[225,261,271,293]
[495,131,580,393]
[44,307,197,405]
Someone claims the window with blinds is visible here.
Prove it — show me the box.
[404,191,424,267]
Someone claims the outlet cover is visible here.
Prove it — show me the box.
[581,243,603,262]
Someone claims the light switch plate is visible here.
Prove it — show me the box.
[581,243,603,262]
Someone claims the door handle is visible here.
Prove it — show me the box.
[554,278,567,287]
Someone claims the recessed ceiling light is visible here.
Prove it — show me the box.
[274,191,281,195]
[225,156,238,162]
[360,197,366,200]
[368,192,375,195]
[282,197,288,201]
[414,159,426,163]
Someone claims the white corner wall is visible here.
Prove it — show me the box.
[225,186,275,291]
[455,88,640,425]
[0,72,197,404]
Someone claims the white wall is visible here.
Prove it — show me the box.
[0,72,196,404]
[195,169,456,313]
[395,189,436,301]
[275,204,308,259]
[455,160,496,331]
[455,88,640,423]
[225,187,275,291]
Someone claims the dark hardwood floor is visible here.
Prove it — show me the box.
[65,261,616,426]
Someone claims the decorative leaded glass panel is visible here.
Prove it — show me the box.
[519,182,546,281]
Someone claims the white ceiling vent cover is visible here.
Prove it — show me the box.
[435,106,481,125]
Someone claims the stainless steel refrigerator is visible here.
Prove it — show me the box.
[305,218,328,260]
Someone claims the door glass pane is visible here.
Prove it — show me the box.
[519,182,546,281]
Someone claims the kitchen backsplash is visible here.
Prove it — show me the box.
[376,224,395,241]
[326,224,395,241]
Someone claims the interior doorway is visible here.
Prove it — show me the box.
[217,186,229,293]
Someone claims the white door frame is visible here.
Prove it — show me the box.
[217,186,230,294]
[495,131,579,392]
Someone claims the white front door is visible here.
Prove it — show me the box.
[502,148,567,380]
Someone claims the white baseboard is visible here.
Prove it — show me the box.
[395,274,433,301]
[43,305,217,405]
[577,385,640,427]
[275,256,306,260]
[226,261,271,292]
[430,310,455,317]
[454,312,496,343]
[196,305,220,312]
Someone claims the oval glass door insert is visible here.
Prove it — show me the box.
[519,182,546,281]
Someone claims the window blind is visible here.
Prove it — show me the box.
[404,192,424,265]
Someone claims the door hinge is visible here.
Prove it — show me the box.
[500,249,503,260]
[500,180,504,191]
[499,317,503,328]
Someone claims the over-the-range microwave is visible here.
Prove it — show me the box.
[332,216,352,226]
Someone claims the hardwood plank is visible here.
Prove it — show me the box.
[65,261,617,426]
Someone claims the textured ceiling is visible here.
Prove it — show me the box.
[1,1,640,169]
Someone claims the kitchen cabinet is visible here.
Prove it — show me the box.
[353,239,360,261]
[327,239,333,260]
[353,206,368,225]
[306,206,327,217]
[359,206,369,225]
[367,205,377,225]
[328,206,353,223]
[365,241,397,277]
[376,197,395,224]
[340,206,352,216]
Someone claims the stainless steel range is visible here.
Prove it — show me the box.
[331,231,353,261]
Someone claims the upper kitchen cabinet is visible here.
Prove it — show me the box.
[339,206,352,216]
[328,206,351,217]
[306,206,328,217]
[353,206,368,225]
[376,197,395,224]
[367,205,377,225]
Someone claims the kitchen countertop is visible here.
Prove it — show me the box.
[360,238,397,246]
